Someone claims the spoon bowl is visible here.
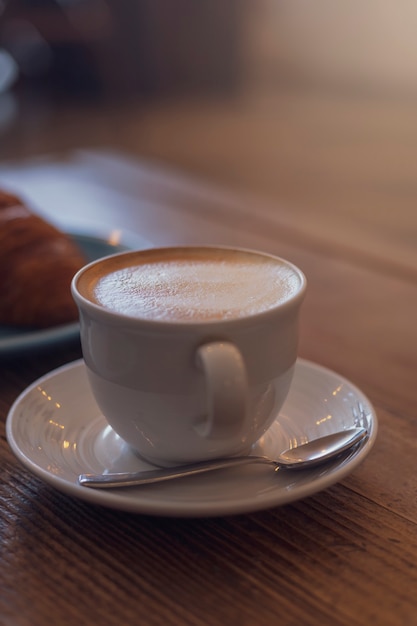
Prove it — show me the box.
[78,427,367,489]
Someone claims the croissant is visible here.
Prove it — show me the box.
[0,189,87,328]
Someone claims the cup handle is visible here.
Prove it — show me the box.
[195,341,248,439]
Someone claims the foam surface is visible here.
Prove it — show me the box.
[89,252,301,322]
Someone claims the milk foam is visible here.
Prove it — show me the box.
[90,252,301,322]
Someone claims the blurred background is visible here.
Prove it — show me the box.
[0,0,416,263]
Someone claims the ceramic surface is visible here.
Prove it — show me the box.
[72,246,306,464]
[6,358,377,517]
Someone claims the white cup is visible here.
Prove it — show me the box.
[71,246,306,466]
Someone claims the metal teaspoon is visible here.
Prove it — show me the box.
[78,426,367,489]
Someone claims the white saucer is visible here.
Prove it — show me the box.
[6,359,377,517]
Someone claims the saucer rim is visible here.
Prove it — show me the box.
[6,358,378,517]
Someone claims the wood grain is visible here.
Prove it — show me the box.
[0,84,416,626]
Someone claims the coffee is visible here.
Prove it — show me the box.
[72,246,306,464]
[79,248,302,322]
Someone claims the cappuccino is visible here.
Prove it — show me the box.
[80,248,302,322]
[72,246,306,464]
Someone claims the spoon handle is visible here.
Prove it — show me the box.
[79,455,274,488]
[78,426,367,489]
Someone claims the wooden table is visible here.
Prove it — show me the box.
[0,136,416,624]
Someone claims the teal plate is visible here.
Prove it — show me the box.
[0,230,148,355]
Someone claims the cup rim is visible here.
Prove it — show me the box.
[71,244,307,329]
